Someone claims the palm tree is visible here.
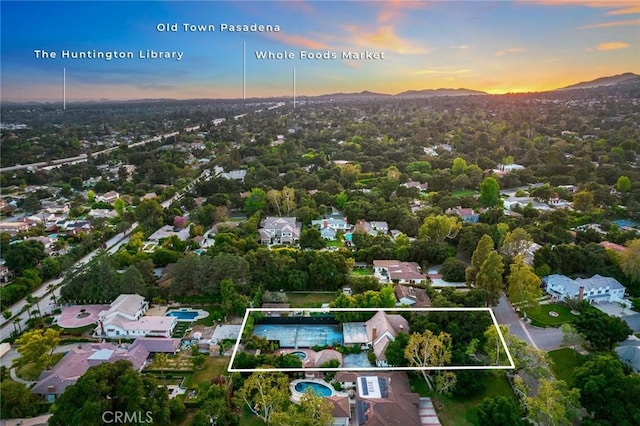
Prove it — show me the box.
[47,283,58,306]
[26,295,42,318]
[13,317,22,334]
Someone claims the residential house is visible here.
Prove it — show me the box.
[311,216,350,240]
[96,191,119,204]
[370,221,389,235]
[327,396,351,426]
[334,372,427,426]
[446,207,480,223]
[259,217,301,245]
[31,338,180,402]
[614,340,640,373]
[344,311,410,367]
[0,221,30,235]
[543,274,627,305]
[96,294,176,338]
[402,180,429,193]
[394,284,431,308]
[373,260,427,284]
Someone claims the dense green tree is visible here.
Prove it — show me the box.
[477,396,525,426]
[299,228,326,250]
[271,390,334,426]
[476,251,504,306]
[49,360,172,426]
[3,240,46,274]
[616,175,631,192]
[572,190,594,212]
[440,257,467,282]
[0,381,38,419]
[134,198,164,231]
[574,354,640,425]
[500,227,533,262]
[620,239,640,281]
[573,309,632,351]
[384,332,409,366]
[466,234,494,287]
[507,256,542,315]
[404,330,454,392]
[14,328,61,369]
[479,177,501,207]
[245,188,267,216]
[234,371,290,425]
[525,378,580,426]
[418,214,462,242]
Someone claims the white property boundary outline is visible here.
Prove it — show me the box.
[228,307,516,373]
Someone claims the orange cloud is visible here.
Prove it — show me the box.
[343,25,427,54]
[606,6,640,15]
[596,41,630,50]
[495,48,526,57]
[377,1,431,23]
[580,18,640,29]
[267,33,328,49]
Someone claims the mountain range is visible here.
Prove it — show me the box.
[301,73,640,100]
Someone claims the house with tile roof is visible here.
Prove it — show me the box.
[335,372,430,426]
[373,260,427,284]
[31,338,180,402]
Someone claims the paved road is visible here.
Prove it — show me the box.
[493,293,566,352]
[493,293,539,349]
[0,224,136,340]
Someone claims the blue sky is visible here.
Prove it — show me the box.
[1,1,638,101]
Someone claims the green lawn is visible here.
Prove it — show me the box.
[525,303,576,327]
[286,292,336,308]
[189,356,229,386]
[192,306,224,327]
[452,189,479,198]
[351,268,374,276]
[326,240,344,248]
[410,372,516,426]
[548,348,586,387]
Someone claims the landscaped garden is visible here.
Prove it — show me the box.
[525,303,576,327]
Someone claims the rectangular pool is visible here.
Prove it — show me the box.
[253,324,343,348]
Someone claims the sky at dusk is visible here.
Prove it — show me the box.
[1,1,638,101]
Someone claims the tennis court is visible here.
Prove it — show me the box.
[253,324,343,348]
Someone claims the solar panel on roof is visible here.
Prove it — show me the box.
[360,377,369,396]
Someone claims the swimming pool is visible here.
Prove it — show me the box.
[294,381,333,397]
[253,324,343,348]
[165,308,208,322]
[613,219,638,228]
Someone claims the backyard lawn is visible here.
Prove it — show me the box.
[286,292,336,308]
[412,372,516,426]
[525,303,576,327]
[351,268,374,276]
[189,356,230,385]
[548,348,586,387]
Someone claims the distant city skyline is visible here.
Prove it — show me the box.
[1,1,638,101]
